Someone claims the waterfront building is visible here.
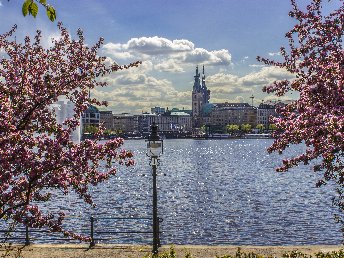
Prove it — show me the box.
[81,105,100,131]
[257,102,276,129]
[99,110,114,131]
[135,111,192,136]
[192,65,210,128]
[161,111,192,133]
[256,102,288,129]
[135,113,155,135]
[113,113,136,133]
[211,103,257,126]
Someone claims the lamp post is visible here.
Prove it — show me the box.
[146,122,163,255]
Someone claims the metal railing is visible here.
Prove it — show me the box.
[0,216,163,247]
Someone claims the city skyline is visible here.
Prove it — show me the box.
[0,0,341,114]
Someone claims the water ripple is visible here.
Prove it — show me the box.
[20,139,343,245]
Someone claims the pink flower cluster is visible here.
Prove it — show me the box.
[257,0,344,191]
[0,23,140,241]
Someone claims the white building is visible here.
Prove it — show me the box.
[257,102,278,128]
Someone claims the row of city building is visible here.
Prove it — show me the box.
[82,102,282,136]
[82,106,193,137]
[81,65,284,136]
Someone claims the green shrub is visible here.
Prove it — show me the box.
[216,247,266,258]
[281,249,344,258]
[143,247,344,258]
[143,246,177,258]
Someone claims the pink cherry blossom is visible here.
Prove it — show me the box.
[258,0,344,210]
[0,22,140,241]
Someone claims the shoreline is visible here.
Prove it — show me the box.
[1,244,343,258]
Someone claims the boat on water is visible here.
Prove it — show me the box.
[191,134,206,139]
[242,133,272,139]
[208,133,231,139]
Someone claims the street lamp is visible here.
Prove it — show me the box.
[146,122,163,254]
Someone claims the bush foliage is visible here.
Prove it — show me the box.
[143,247,344,258]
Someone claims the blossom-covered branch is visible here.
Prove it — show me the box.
[0,22,140,240]
[257,0,344,206]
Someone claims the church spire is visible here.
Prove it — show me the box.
[202,65,206,81]
[193,65,201,91]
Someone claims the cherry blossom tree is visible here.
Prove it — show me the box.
[0,23,140,240]
[258,0,344,209]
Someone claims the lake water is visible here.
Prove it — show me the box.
[52,138,342,246]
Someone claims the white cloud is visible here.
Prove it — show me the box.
[268,51,281,56]
[241,56,249,63]
[43,31,66,48]
[183,48,231,65]
[207,73,239,86]
[103,36,232,67]
[206,73,252,100]
[125,37,194,55]
[102,43,133,59]
[155,59,184,73]
[137,60,154,73]
[115,74,147,85]
[240,66,293,87]
[103,37,194,57]
[249,64,265,68]
[211,95,245,104]
[235,96,245,103]
[204,66,293,104]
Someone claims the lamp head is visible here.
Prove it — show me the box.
[147,122,163,158]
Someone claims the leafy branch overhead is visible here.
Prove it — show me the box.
[21,0,56,21]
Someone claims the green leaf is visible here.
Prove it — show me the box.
[22,0,30,17]
[39,0,47,4]
[28,2,38,18]
[46,6,56,22]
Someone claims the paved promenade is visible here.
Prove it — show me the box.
[0,244,343,258]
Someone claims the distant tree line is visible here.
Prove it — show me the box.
[200,124,277,135]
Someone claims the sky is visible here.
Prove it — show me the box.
[0,0,342,114]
